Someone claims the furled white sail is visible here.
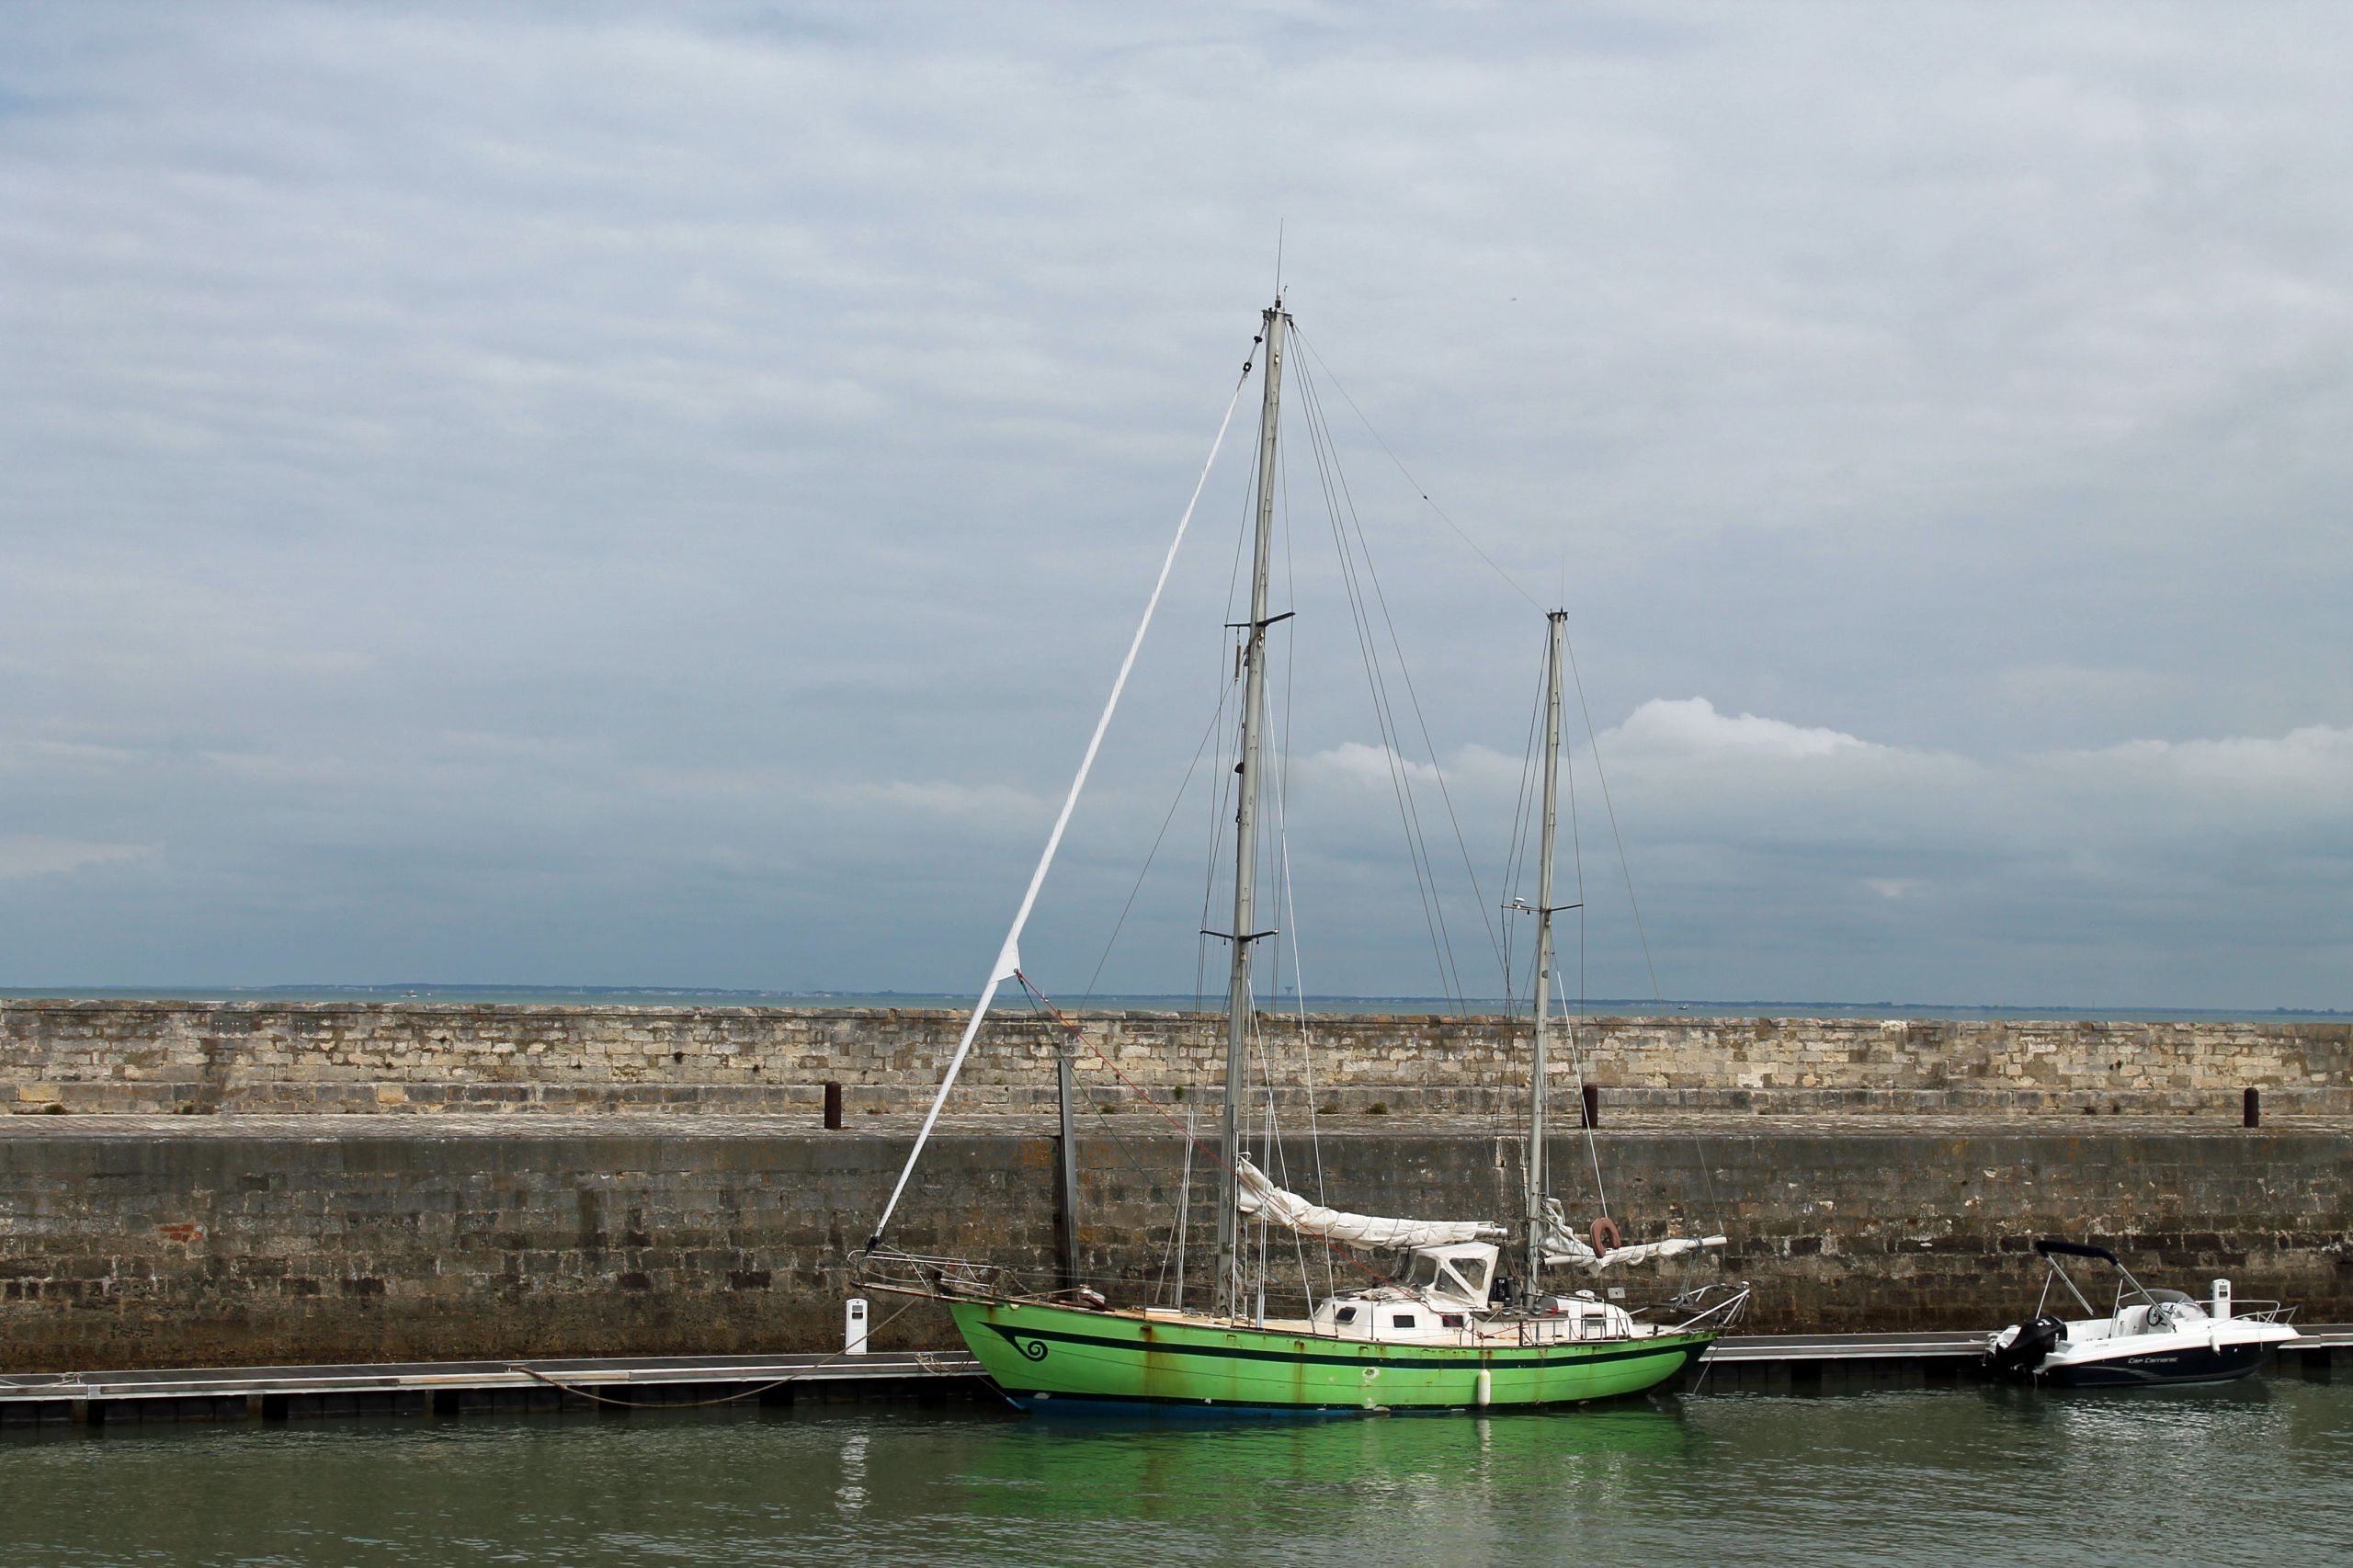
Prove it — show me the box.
[1545,1233,1726,1269]
[1540,1198,1724,1270]
[1234,1157,1504,1250]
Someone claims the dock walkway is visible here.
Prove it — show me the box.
[6,1329,2344,1426]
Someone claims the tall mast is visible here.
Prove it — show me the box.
[1216,299,1286,1319]
[1524,608,1568,1285]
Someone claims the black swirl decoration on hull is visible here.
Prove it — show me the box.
[1017,1337,1051,1362]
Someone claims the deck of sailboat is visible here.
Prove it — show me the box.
[1132,1304,1693,1348]
[898,1295,1713,1355]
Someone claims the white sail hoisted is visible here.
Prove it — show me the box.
[1234,1156,1504,1250]
[1540,1198,1724,1271]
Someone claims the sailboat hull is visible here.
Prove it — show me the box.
[949,1299,1713,1415]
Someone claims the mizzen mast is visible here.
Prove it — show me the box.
[1524,608,1570,1286]
[1215,299,1287,1321]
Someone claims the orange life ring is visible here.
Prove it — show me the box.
[1590,1217,1621,1257]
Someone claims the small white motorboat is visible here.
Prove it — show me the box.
[1985,1238,2300,1387]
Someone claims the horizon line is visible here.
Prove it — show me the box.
[0,983,2342,1017]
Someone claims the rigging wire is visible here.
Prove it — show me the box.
[1272,419,1337,1302]
[1498,642,1551,1000]
[1556,604,1727,1255]
[1291,324,1544,614]
[1288,373,1448,988]
[1292,348,1511,1001]
[1157,1106,1196,1308]
[865,358,1251,1251]
[1289,322,1698,1265]
[1013,984,1173,1279]
[1079,684,1233,1007]
[1496,639,1552,1154]
[1016,971,1397,1295]
[1247,1000,1318,1318]
[1275,812,1336,1304]
[1551,965,1610,1224]
[1288,355,1469,1006]
[1194,686,1230,1024]
[1237,426,1320,1318]
[1197,407,1266,1026]
[1558,615,1665,1006]
[1292,318,1659,1017]
[889,306,1733,1308]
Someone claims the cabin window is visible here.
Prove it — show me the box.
[1457,1260,1487,1295]
[1441,1313,1466,1328]
[1334,1306,1358,1324]
[1392,1313,1418,1329]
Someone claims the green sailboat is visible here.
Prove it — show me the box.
[861,297,1747,1415]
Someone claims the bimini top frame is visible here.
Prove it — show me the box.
[2029,1237,2149,1319]
[2023,1237,2294,1328]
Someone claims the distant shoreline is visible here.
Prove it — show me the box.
[1,983,2341,1025]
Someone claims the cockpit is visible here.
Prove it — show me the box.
[1402,1243,1497,1309]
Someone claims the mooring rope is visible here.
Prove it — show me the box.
[502,1294,933,1410]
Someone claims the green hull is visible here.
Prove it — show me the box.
[949,1298,1713,1414]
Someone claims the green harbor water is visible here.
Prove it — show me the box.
[4,1383,2349,1565]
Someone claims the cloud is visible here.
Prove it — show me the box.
[0,739,146,775]
[0,836,152,880]
[1610,698,1881,760]
[0,3,2346,1006]
[849,778,1051,824]
[2049,724,2353,801]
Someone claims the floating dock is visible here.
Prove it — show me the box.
[1683,1326,2348,1391]
[0,1349,979,1427]
[6,1330,2344,1427]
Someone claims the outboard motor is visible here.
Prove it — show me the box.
[1984,1314,2066,1378]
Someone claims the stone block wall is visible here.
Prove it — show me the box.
[3,1000,2347,1119]
[1,1119,2346,1369]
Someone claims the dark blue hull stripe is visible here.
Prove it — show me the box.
[1002,1388,1669,1415]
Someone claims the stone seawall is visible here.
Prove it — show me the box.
[2,1116,2346,1369]
[6,1001,2347,1119]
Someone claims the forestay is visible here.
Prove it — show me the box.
[863,369,1251,1253]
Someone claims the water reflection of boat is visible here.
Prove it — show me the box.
[1984,1239,2300,1387]
[944,1402,1698,1525]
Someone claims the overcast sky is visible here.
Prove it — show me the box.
[3,2,2347,1008]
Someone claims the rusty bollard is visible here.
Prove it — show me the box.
[2244,1086,2260,1129]
[824,1081,844,1131]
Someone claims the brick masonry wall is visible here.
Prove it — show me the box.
[5,1001,2348,1118]
[1,1118,2346,1369]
